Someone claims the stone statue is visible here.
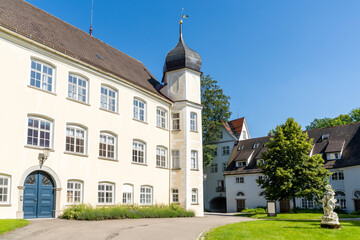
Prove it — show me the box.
[321,184,341,229]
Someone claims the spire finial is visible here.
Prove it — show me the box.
[179,8,189,40]
[89,0,94,36]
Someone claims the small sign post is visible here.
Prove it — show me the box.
[267,201,277,217]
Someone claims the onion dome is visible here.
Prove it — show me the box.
[163,21,202,77]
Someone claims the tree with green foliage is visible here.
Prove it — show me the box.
[257,118,331,213]
[306,108,360,130]
[201,74,231,167]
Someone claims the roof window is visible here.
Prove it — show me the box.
[322,134,329,140]
[237,145,244,151]
[96,54,103,60]
[253,143,259,149]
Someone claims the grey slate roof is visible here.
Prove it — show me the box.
[224,123,360,175]
[0,0,166,98]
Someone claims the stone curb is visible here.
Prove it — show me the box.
[196,228,211,240]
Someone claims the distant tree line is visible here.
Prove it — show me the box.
[306,108,360,130]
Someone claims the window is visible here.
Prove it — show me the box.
[67,181,83,204]
[133,98,146,121]
[0,175,10,204]
[211,163,218,173]
[222,146,230,155]
[258,175,264,181]
[190,112,197,131]
[257,159,265,166]
[301,199,314,208]
[335,191,346,209]
[66,125,86,154]
[68,74,88,103]
[156,147,168,168]
[322,134,329,140]
[99,132,116,159]
[132,141,146,164]
[172,189,179,203]
[237,145,244,151]
[172,113,180,130]
[213,148,218,156]
[242,131,247,139]
[172,150,180,169]
[259,191,265,197]
[191,150,198,170]
[30,60,54,92]
[236,177,244,183]
[98,182,114,204]
[191,188,198,204]
[122,184,133,205]
[236,161,246,167]
[219,131,223,139]
[237,191,245,197]
[253,143,259,149]
[100,86,117,112]
[332,171,344,181]
[327,152,341,160]
[156,108,167,129]
[27,116,52,148]
[140,186,152,205]
[222,162,227,172]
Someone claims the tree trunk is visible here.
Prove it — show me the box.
[293,197,297,213]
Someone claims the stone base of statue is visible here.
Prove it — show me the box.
[321,213,341,229]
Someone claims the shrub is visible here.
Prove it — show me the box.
[241,207,266,214]
[295,207,323,213]
[61,204,195,220]
[351,210,360,215]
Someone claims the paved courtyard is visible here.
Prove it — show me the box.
[0,213,254,240]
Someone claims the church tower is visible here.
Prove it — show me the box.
[161,20,203,216]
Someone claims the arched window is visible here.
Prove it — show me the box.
[100,85,118,112]
[335,190,346,209]
[30,59,55,92]
[68,74,88,103]
[354,190,360,199]
[156,107,168,129]
[122,184,133,205]
[259,191,265,197]
[27,115,53,148]
[66,124,87,154]
[67,180,83,204]
[156,146,168,168]
[98,182,115,205]
[99,132,117,159]
[133,98,146,122]
[237,191,245,197]
[0,174,11,205]
[132,140,146,164]
[140,186,152,205]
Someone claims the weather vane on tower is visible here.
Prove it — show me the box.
[180,8,189,24]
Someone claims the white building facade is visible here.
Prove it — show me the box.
[224,123,360,213]
[0,0,203,219]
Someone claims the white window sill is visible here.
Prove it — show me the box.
[172,129,181,132]
[66,97,90,106]
[0,204,11,207]
[190,130,199,133]
[24,145,55,152]
[191,203,199,205]
[96,203,115,206]
[191,168,199,171]
[132,118,148,124]
[98,157,119,162]
[65,202,83,206]
[172,168,181,170]
[156,126,169,131]
[99,107,119,115]
[27,85,57,96]
[131,162,147,166]
[156,166,168,170]
[64,151,88,158]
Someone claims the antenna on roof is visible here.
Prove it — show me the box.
[89,0,94,36]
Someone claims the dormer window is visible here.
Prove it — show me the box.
[326,152,341,160]
[322,134,329,140]
[253,143,259,149]
[236,161,246,167]
[237,145,244,151]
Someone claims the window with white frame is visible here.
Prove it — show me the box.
[258,175,264,181]
[98,182,114,204]
[122,184,133,205]
[236,177,244,183]
[133,98,146,121]
[100,86,117,112]
[236,161,246,167]
[156,108,167,129]
[331,171,344,181]
[214,148,218,156]
[99,132,116,159]
[222,146,230,155]
[0,175,10,204]
[140,186,152,205]
[335,190,346,209]
[301,199,314,208]
[222,162,227,171]
[211,163,218,173]
[27,116,52,148]
[327,152,341,160]
[156,147,168,168]
[66,125,86,154]
[68,74,88,103]
[190,112,197,131]
[172,113,180,130]
[172,188,179,203]
[67,181,83,204]
[132,140,146,164]
[172,150,180,169]
[191,150,198,170]
[30,60,54,92]
[191,188,198,204]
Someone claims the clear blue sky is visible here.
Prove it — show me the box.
[27,0,360,137]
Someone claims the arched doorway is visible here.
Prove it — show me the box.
[209,197,227,212]
[23,171,54,218]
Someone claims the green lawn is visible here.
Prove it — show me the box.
[0,219,30,235]
[235,213,360,220]
[203,220,360,240]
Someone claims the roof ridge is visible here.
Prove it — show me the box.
[306,122,360,132]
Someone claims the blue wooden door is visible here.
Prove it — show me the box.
[23,171,54,218]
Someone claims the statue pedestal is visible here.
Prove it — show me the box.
[321,223,341,229]
[321,215,341,229]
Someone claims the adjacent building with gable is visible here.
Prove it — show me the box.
[0,0,204,219]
